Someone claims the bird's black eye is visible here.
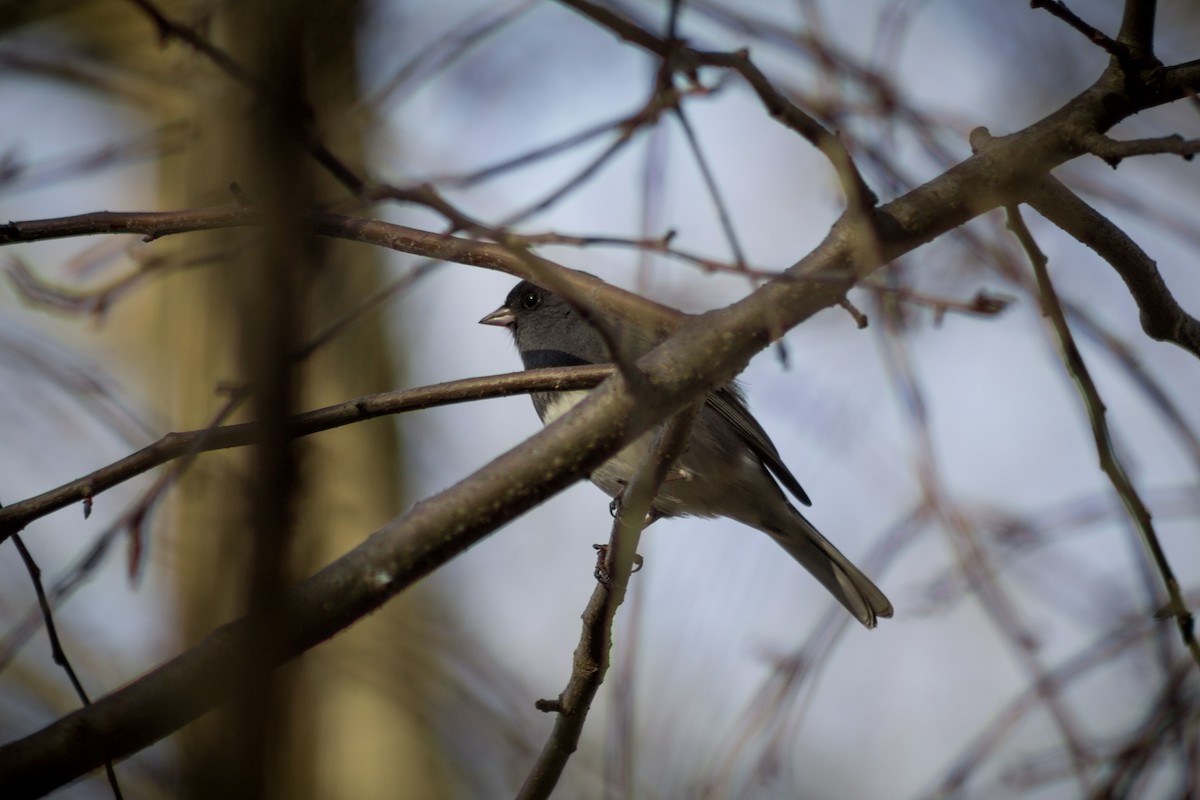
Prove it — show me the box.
[520,291,541,310]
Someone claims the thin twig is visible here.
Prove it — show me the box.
[1029,1,1138,66]
[1005,204,1200,671]
[1063,304,1200,472]
[10,533,124,800]
[516,405,700,800]
[692,48,878,214]
[930,610,1170,797]
[1082,132,1200,166]
[701,504,929,799]
[1022,175,1200,360]
[0,123,190,193]
[122,0,368,195]
[0,205,685,340]
[877,303,1095,792]
[432,110,633,189]
[671,104,749,269]
[1094,657,1194,796]
[6,250,226,321]
[0,366,614,544]
[555,0,669,56]
[1,258,466,662]
[357,0,536,116]
[293,259,441,361]
[499,98,661,228]
[553,0,878,211]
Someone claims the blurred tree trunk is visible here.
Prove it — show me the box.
[25,2,455,798]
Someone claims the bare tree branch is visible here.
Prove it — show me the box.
[1030,0,1144,67]
[1005,204,1200,669]
[877,303,1093,792]
[518,406,699,800]
[932,610,1168,797]
[554,0,878,211]
[10,533,124,799]
[0,207,685,336]
[1083,132,1200,165]
[0,366,613,543]
[0,394,247,669]
[1022,175,1200,359]
[122,0,369,195]
[1160,59,1200,97]
[1117,0,1158,61]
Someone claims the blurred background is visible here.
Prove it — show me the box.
[1,0,1198,797]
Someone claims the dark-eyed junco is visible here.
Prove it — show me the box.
[480,279,892,628]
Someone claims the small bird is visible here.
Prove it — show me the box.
[480,279,892,628]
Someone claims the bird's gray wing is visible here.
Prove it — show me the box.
[706,385,812,507]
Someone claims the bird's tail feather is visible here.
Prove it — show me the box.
[768,512,893,628]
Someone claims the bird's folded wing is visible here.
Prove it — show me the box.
[707,385,812,507]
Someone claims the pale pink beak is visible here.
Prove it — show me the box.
[479,305,515,327]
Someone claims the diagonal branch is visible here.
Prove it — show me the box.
[555,0,668,56]
[1030,1,1142,67]
[554,0,877,211]
[10,533,124,799]
[517,406,700,800]
[692,49,877,213]
[1023,175,1200,359]
[1005,205,1200,670]
[123,0,368,195]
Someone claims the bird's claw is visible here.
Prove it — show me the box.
[593,543,612,584]
[593,543,644,584]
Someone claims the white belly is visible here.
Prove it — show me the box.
[540,390,592,424]
[539,390,685,513]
